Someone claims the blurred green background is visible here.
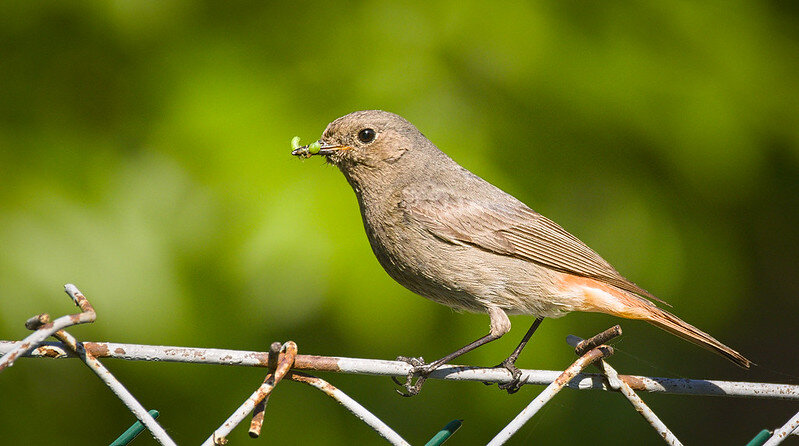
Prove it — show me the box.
[1,1,798,444]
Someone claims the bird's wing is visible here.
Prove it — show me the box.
[400,190,665,304]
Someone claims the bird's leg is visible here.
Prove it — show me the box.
[492,317,544,393]
[392,307,511,397]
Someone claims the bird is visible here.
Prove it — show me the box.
[291,109,751,396]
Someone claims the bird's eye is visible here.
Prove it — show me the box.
[357,128,376,144]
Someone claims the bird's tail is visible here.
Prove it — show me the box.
[575,279,752,368]
[644,305,751,368]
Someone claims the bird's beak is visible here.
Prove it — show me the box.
[291,140,349,158]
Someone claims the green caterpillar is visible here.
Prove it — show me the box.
[291,136,320,156]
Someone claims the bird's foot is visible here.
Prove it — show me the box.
[391,356,433,397]
[483,358,527,394]
[497,358,527,393]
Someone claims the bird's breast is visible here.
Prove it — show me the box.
[356,198,484,312]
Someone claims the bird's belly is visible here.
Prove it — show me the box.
[368,227,581,317]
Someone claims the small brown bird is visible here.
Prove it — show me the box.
[292,110,751,395]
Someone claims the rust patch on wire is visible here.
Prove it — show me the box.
[293,355,341,372]
[84,342,110,357]
[620,374,647,390]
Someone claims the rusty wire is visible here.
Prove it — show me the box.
[763,409,799,446]
[0,284,94,372]
[288,372,411,446]
[601,359,683,445]
[574,324,622,356]
[487,345,615,445]
[567,333,683,446]
[248,341,282,438]
[0,285,175,445]
[204,341,297,445]
[5,340,797,401]
[53,328,176,445]
[208,342,411,445]
[4,284,799,445]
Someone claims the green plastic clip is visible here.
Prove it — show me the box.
[110,409,160,446]
[424,419,462,446]
[745,429,772,446]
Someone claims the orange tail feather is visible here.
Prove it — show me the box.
[571,276,752,368]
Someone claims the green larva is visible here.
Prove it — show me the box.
[290,136,321,157]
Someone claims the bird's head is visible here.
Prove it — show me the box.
[292,110,436,187]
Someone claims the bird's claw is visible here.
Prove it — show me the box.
[483,358,527,394]
[497,361,527,394]
[392,356,430,397]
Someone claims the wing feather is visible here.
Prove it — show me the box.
[400,191,666,304]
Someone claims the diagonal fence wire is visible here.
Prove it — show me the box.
[288,372,412,446]
[0,285,176,445]
[53,328,176,445]
[203,341,298,445]
[487,345,614,445]
[568,332,683,446]
[3,284,799,445]
[488,326,682,445]
[763,410,799,446]
[0,284,95,372]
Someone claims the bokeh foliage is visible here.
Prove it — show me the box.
[1,1,798,444]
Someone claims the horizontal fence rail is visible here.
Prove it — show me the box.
[3,340,797,401]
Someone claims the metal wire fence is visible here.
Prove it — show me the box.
[2,284,798,445]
